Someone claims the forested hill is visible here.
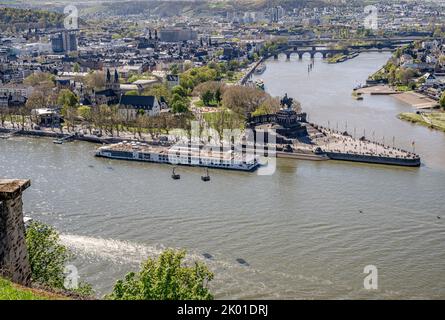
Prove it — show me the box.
[0,7,64,31]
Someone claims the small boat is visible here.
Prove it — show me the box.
[201,168,210,182]
[53,139,63,144]
[254,63,266,75]
[171,167,180,180]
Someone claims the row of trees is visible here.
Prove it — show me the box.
[372,58,419,87]
[4,66,282,135]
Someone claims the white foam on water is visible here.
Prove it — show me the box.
[59,234,340,299]
[60,234,167,264]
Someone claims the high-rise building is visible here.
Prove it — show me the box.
[159,28,197,42]
[51,31,77,53]
[270,5,285,23]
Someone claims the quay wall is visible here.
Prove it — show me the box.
[0,128,121,144]
[325,152,421,167]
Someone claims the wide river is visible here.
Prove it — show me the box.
[1,53,444,299]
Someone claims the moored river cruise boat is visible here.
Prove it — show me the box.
[95,142,260,172]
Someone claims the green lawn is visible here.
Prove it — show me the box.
[399,112,445,132]
[0,278,47,300]
[0,277,72,300]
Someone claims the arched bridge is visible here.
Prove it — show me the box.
[273,46,350,60]
[271,41,401,60]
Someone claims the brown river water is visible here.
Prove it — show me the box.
[1,52,444,299]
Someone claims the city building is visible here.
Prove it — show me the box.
[51,31,78,53]
[118,95,161,120]
[159,28,197,42]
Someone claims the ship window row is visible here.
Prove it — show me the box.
[111,151,133,158]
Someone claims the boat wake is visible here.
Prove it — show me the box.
[59,234,340,299]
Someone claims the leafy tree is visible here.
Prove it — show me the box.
[72,63,80,73]
[57,89,78,108]
[84,71,106,90]
[58,89,78,131]
[170,64,179,75]
[77,105,91,120]
[25,222,93,296]
[440,92,445,109]
[143,84,171,103]
[171,85,187,98]
[107,249,213,300]
[201,90,214,106]
[215,87,222,104]
[222,85,279,116]
[24,72,55,87]
[171,99,189,113]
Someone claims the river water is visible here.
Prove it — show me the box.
[1,53,444,299]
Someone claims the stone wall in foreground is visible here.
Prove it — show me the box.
[0,179,32,285]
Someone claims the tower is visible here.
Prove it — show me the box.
[105,68,112,90]
[113,69,120,91]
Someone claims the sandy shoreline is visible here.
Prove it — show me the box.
[357,85,438,109]
[393,91,439,109]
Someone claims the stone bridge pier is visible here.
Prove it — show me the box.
[0,179,32,285]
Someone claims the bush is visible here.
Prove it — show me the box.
[440,92,445,109]
[107,249,214,300]
[25,222,93,296]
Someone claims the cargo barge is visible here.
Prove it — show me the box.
[324,151,421,167]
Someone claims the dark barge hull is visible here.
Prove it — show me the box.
[325,152,421,167]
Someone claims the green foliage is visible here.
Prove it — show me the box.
[127,73,152,83]
[144,84,170,98]
[107,249,213,300]
[57,89,78,108]
[170,64,180,75]
[440,92,445,109]
[77,106,92,120]
[72,63,80,73]
[171,85,188,98]
[201,90,215,106]
[171,98,189,113]
[0,8,64,31]
[180,66,219,90]
[24,72,55,87]
[125,90,139,96]
[168,85,190,113]
[25,222,93,296]
[26,222,69,289]
[0,277,47,300]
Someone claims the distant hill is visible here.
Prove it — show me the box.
[80,0,328,17]
[0,7,64,31]
[0,0,360,21]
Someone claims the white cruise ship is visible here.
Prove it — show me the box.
[95,142,260,172]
